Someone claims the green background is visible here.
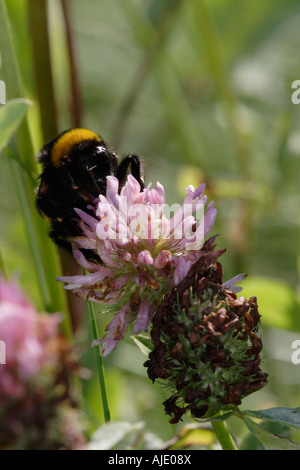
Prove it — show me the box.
[1,0,300,449]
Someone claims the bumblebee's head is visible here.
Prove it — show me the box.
[39,127,118,185]
[39,128,102,167]
[52,128,102,168]
[37,127,120,206]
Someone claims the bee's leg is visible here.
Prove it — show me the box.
[116,154,144,190]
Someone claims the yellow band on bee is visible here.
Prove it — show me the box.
[51,128,101,167]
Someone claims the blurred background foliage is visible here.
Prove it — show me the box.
[1,0,300,449]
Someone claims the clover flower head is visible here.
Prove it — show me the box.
[0,277,86,450]
[144,241,268,423]
[0,277,61,399]
[58,175,217,356]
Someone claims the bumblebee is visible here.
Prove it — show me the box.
[36,128,144,253]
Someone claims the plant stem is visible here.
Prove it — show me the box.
[211,413,237,450]
[61,0,83,128]
[192,0,250,173]
[88,301,111,423]
[27,0,59,141]
[192,0,252,273]
[118,0,207,172]
[113,0,183,150]
[6,153,51,308]
[5,148,72,339]
[0,0,70,321]
[0,243,9,280]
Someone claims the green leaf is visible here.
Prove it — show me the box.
[0,99,32,154]
[243,417,300,450]
[195,411,235,423]
[170,424,216,449]
[240,432,264,450]
[87,421,145,450]
[170,428,216,450]
[240,276,300,331]
[245,407,300,430]
[131,333,153,356]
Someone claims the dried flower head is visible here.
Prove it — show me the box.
[57,175,217,356]
[0,277,85,450]
[144,239,268,423]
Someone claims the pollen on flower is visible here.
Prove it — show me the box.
[57,175,217,356]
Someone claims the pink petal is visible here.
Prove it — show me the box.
[154,250,172,269]
[75,236,97,250]
[137,250,154,266]
[72,246,99,271]
[145,183,165,205]
[74,208,98,231]
[106,176,120,209]
[121,175,141,206]
[192,182,206,199]
[57,269,112,289]
[222,273,247,293]
[173,257,193,285]
[154,182,165,204]
[133,297,150,335]
[92,303,131,356]
[203,201,217,237]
